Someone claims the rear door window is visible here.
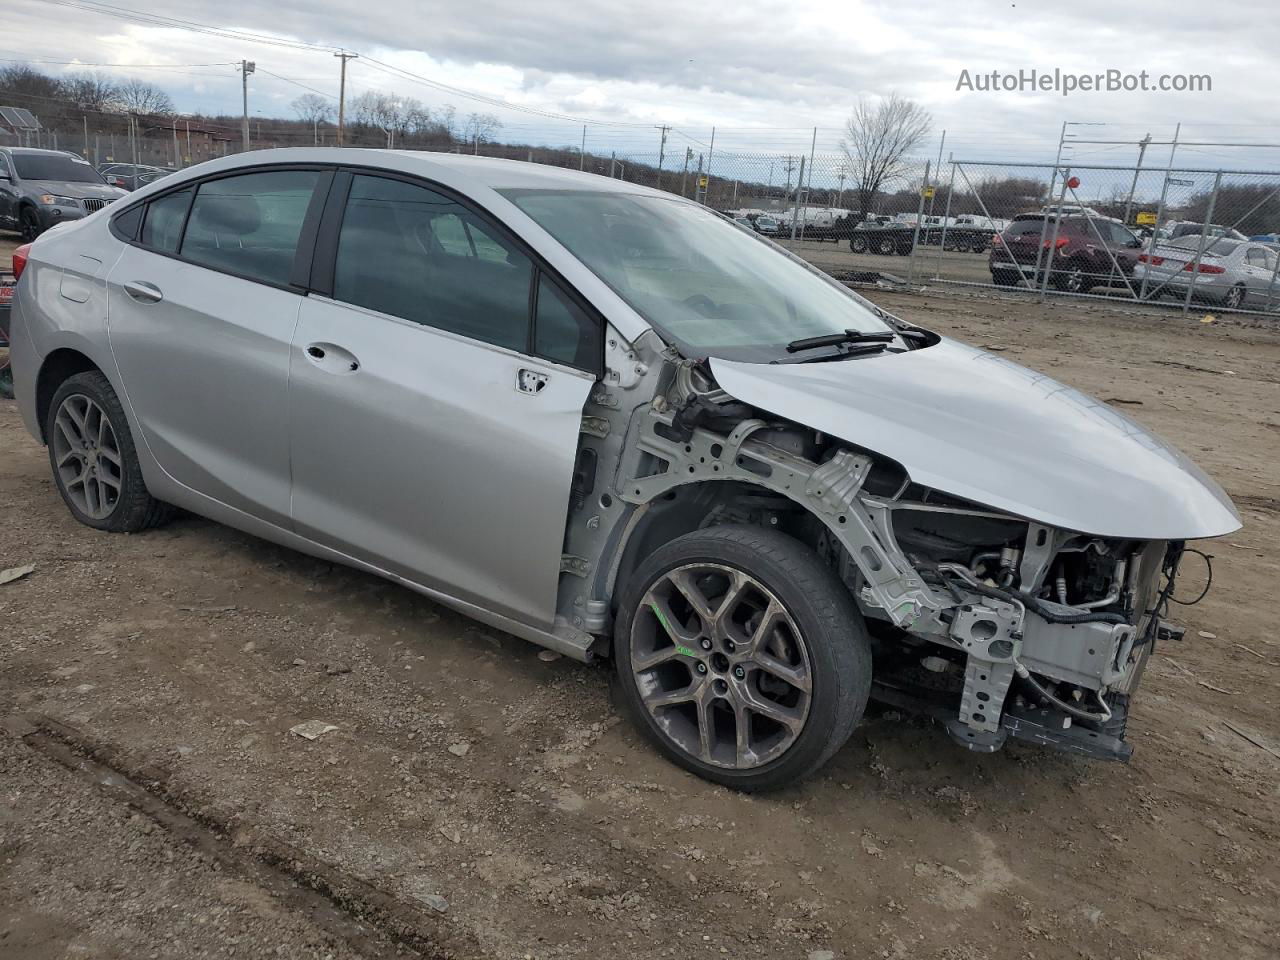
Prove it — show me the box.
[139,189,192,254]
[180,169,321,286]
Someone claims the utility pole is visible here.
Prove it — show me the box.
[656,125,668,189]
[789,156,805,241]
[172,118,179,168]
[82,115,88,159]
[240,60,255,152]
[1121,132,1152,226]
[129,114,138,168]
[334,50,358,147]
[680,147,692,197]
[580,124,586,171]
[185,120,191,165]
[783,155,795,197]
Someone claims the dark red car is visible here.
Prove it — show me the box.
[989,214,1144,293]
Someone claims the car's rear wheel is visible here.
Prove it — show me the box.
[1223,284,1246,310]
[613,525,872,791]
[875,235,896,255]
[19,207,42,242]
[850,235,868,254]
[46,371,174,532]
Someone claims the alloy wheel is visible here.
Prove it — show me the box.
[1225,285,1244,309]
[630,563,812,769]
[20,208,41,242]
[51,393,123,520]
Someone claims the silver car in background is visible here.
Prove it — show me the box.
[1136,236,1280,309]
[9,149,1239,790]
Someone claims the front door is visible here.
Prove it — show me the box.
[288,173,600,628]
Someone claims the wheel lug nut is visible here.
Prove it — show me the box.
[695,663,708,675]
[733,666,746,680]
[699,638,713,651]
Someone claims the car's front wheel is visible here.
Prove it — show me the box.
[19,206,42,242]
[46,371,174,532]
[850,234,868,254]
[613,525,872,791]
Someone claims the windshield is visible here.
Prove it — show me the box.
[503,189,891,361]
[13,152,105,183]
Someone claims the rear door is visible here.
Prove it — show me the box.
[105,167,330,527]
[288,172,600,628]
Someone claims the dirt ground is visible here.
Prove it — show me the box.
[2,230,1279,960]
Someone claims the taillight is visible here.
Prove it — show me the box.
[1043,237,1070,250]
[12,242,32,280]
[1138,254,1165,265]
[1184,261,1225,274]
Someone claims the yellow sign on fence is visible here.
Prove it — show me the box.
[922,187,935,199]
[1135,211,1158,226]
[698,176,708,188]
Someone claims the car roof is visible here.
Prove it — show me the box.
[0,146,81,156]
[137,147,674,200]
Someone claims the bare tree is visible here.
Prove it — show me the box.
[462,112,502,146]
[291,93,334,126]
[839,93,931,220]
[62,72,122,114]
[116,77,175,116]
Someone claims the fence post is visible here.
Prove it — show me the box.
[934,160,957,281]
[907,160,930,284]
[1139,170,1177,302]
[1039,167,1071,301]
[1262,245,1280,313]
[1180,171,1222,318]
[789,156,805,241]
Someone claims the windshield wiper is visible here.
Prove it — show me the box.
[785,329,896,353]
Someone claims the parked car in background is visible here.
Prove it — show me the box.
[990,214,1143,292]
[1167,221,1246,242]
[0,148,127,240]
[99,163,176,192]
[752,215,781,236]
[1135,237,1280,309]
[9,148,1237,788]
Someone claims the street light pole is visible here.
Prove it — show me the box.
[240,60,255,152]
[334,50,358,147]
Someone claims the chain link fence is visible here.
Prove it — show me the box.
[901,160,1280,317]
[10,121,1280,317]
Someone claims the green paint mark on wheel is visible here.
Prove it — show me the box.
[650,603,698,659]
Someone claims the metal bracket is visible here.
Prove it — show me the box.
[559,554,591,577]
[580,416,610,439]
[958,658,1015,735]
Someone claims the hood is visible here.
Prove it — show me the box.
[711,339,1241,540]
[27,179,127,201]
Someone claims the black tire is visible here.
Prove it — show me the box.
[613,525,872,791]
[19,206,42,242]
[45,370,175,532]
[850,235,868,254]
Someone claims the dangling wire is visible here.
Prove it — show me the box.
[1169,548,1213,606]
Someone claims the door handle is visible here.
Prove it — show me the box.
[123,280,163,303]
[304,342,361,375]
[517,368,549,395]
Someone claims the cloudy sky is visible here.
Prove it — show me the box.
[5,0,1277,171]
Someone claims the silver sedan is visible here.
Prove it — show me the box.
[8,149,1238,789]
[1135,236,1280,310]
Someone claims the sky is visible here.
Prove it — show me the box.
[4,0,1278,178]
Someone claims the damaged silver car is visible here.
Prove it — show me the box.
[9,150,1240,790]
